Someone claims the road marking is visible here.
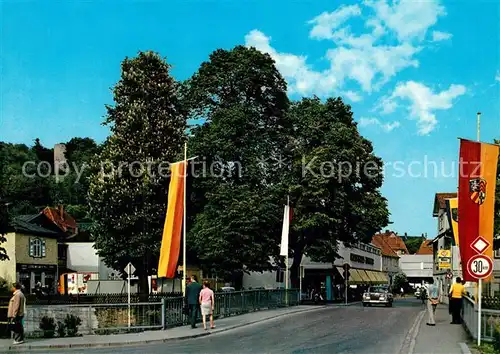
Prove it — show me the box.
[398,309,425,354]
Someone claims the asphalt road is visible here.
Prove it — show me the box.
[43,299,425,354]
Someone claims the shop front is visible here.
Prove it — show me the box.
[16,263,57,293]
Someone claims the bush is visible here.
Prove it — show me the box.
[493,323,500,352]
[0,277,11,295]
[56,321,66,338]
[64,314,82,337]
[39,316,56,338]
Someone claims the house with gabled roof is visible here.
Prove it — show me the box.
[371,230,402,285]
[0,213,64,293]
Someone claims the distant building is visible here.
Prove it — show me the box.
[371,233,400,285]
[53,143,67,174]
[242,241,387,301]
[372,230,409,256]
[416,240,434,255]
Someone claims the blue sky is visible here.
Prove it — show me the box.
[1,0,499,239]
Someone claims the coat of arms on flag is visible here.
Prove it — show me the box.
[469,177,487,205]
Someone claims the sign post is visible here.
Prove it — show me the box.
[468,236,492,347]
[124,262,136,328]
[343,263,350,306]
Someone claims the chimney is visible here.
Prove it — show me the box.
[59,205,64,220]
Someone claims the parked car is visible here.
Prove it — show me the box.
[362,285,393,307]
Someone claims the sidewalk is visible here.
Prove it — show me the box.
[1,305,324,351]
[412,305,469,354]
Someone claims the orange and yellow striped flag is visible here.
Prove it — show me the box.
[157,161,186,278]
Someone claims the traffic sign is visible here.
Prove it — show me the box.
[467,254,493,279]
[124,262,136,276]
[342,263,350,271]
[471,236,490,254]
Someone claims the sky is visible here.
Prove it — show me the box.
[1,0,499,239]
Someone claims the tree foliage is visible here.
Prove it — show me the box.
[392,272,408,292]
[404,237,424,254]
[0,202,9,262]
[278,97,390,285]
[88,51,186,290]
[185,46,290,277]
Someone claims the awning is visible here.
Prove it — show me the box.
[348,269,364,284]
[356,269,371,283]
[365,270,380,283]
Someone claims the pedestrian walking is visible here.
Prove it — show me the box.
[426,278,441,326]
[186,275,202,329]
[449,277,466,324]
[199,281,215,330]
[8,282,25,345]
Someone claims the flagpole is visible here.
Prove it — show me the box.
[182,141,187,297]
[476,112,482,346]
[285,195,289,306]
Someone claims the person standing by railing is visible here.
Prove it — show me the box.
[199,281,215,330]
[186,275,202,329]
[449,277,466,324]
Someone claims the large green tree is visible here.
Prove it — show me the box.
[0,202,10,262]
[280,97,390,286]
[88,51,186,291]
[184,46,290,278]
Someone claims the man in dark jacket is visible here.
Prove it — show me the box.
[186,275,202,328]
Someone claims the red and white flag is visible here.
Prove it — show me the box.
[280,205,293,256]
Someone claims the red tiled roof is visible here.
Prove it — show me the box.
[371,230,407,257]
[416,240,434,255]
[42,206,78,234]
[372,235,399,258]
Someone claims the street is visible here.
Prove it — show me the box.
[39,298,425,354]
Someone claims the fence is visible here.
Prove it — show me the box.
[462,296,500,342]
[0,292,183,306]
[21,289,299,337]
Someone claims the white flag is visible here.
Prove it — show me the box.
[280,205,291,256]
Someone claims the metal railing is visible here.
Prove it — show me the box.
[23,289,300,337]
[462,296,500,342]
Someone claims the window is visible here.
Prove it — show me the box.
[494,249,500,259]
[29,238,46,258]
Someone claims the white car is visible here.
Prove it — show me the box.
[362,286,393,307]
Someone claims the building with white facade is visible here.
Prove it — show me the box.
[242,241,387,301]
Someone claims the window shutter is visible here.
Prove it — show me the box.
[42,239,46,257]
[29,239,34,257]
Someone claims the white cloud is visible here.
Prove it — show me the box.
[381,81,466,135]
[309,5,362,40]
[431,30,452,42]
[245,0,448,96]
[359,117,400,132]
[343,90,363,102]
[244,30,338,96]
[364,0,447,42]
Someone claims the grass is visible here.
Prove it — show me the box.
[471,343,500,354]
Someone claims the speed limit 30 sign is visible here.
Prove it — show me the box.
[467,254,493,279]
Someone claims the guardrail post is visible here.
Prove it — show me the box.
[161,298,167,330]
